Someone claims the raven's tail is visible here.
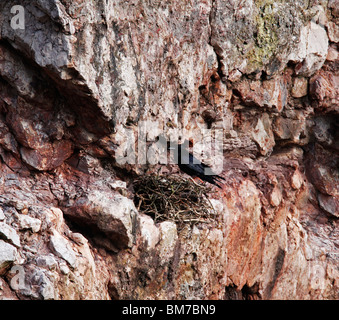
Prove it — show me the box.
[206,175,224,189]
[212,175,225,188]
[214,181,223,189]
[215,174,225,181]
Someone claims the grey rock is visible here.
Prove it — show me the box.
[18,215,42,233]
[59,263,70,275]
[290,20,329,76]
[64,189,138,249]
[0,222,21,247]
[35,254,58,270]
[37,271,55,300]
[49,231,77,268]
[211,0,307,76]
[95,193,138,248]
[0,240,17,275]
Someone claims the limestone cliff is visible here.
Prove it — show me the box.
[0,0,338,300]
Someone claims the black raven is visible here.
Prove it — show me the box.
[169,142,225,188]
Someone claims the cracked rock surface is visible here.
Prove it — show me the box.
[0,0,338,299]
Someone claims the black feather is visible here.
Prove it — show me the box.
[170,143,224,188]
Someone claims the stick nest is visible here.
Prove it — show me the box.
[134,175,217,228]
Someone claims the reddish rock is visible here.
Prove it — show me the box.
[234,73,290,112]
[291,77,308,98]
[251,113,275,156]
[310,69,339,112]
[273,117,308,145]
[0,119,19,155]
[0,149,24,172]
[269,186,283,207]
[318,193,339,218]
[20,140,73,171]
[6,113,46,150]
[327,21,339,43]
[308,164,339,196]
[223,180,263,289]
[305,144,339,197]
[291,169,304,190]
[326,45,338,61]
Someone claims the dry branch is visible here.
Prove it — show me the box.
[134,175,217,229]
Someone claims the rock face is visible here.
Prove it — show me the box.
[0,0,338,300]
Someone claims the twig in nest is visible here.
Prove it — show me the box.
[134,175,217,229]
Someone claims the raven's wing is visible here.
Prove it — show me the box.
[176,152,205,177]
[189,153,225,180]
[178,146,225,186]
[188,153,209,174]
